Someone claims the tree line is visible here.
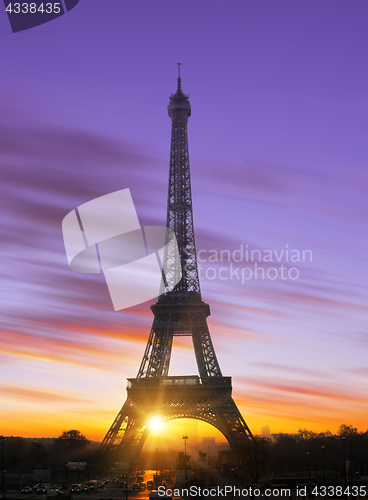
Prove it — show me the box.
[240,424,368,483]
[3,424,368,486]
[2,430,98,472]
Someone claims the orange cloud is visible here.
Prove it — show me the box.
[0,384,91,404]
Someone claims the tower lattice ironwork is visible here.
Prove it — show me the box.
[100,65,252,465]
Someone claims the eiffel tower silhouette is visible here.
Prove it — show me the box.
[100,65,252,465]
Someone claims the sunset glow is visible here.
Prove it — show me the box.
[148,417,164,433]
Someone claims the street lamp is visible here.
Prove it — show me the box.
[122,473,128,500]
[0,437,5,500]
[341,437,346,483]
[321,446,326,484]
[182,435,188,484]
[349,438,353,483]
[307,452,311,497]
[87,462,90,495]
[65,462,69,491]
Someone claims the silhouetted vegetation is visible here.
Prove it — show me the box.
[1,424,368,487]
[243,436,271,483]
[241,424,368,483]
[1,431,98,473]
[53,429,91,461]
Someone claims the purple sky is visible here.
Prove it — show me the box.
[0,1,367,439]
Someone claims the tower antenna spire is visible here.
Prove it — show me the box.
[177,62,182,92]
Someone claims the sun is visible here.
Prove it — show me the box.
[148,416,164,433]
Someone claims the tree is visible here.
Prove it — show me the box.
[177,451,191,466]
[30,441,47,465]
[318,430,333,438]
[298,428,317,440]
[3,437,26,471]
[338,424,358,437]
[243,437,270,483]
[54,430,90,455]
[272,433,304,476]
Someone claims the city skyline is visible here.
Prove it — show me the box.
[0,1,367,443]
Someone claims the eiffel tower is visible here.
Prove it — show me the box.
[100,65,252,465]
